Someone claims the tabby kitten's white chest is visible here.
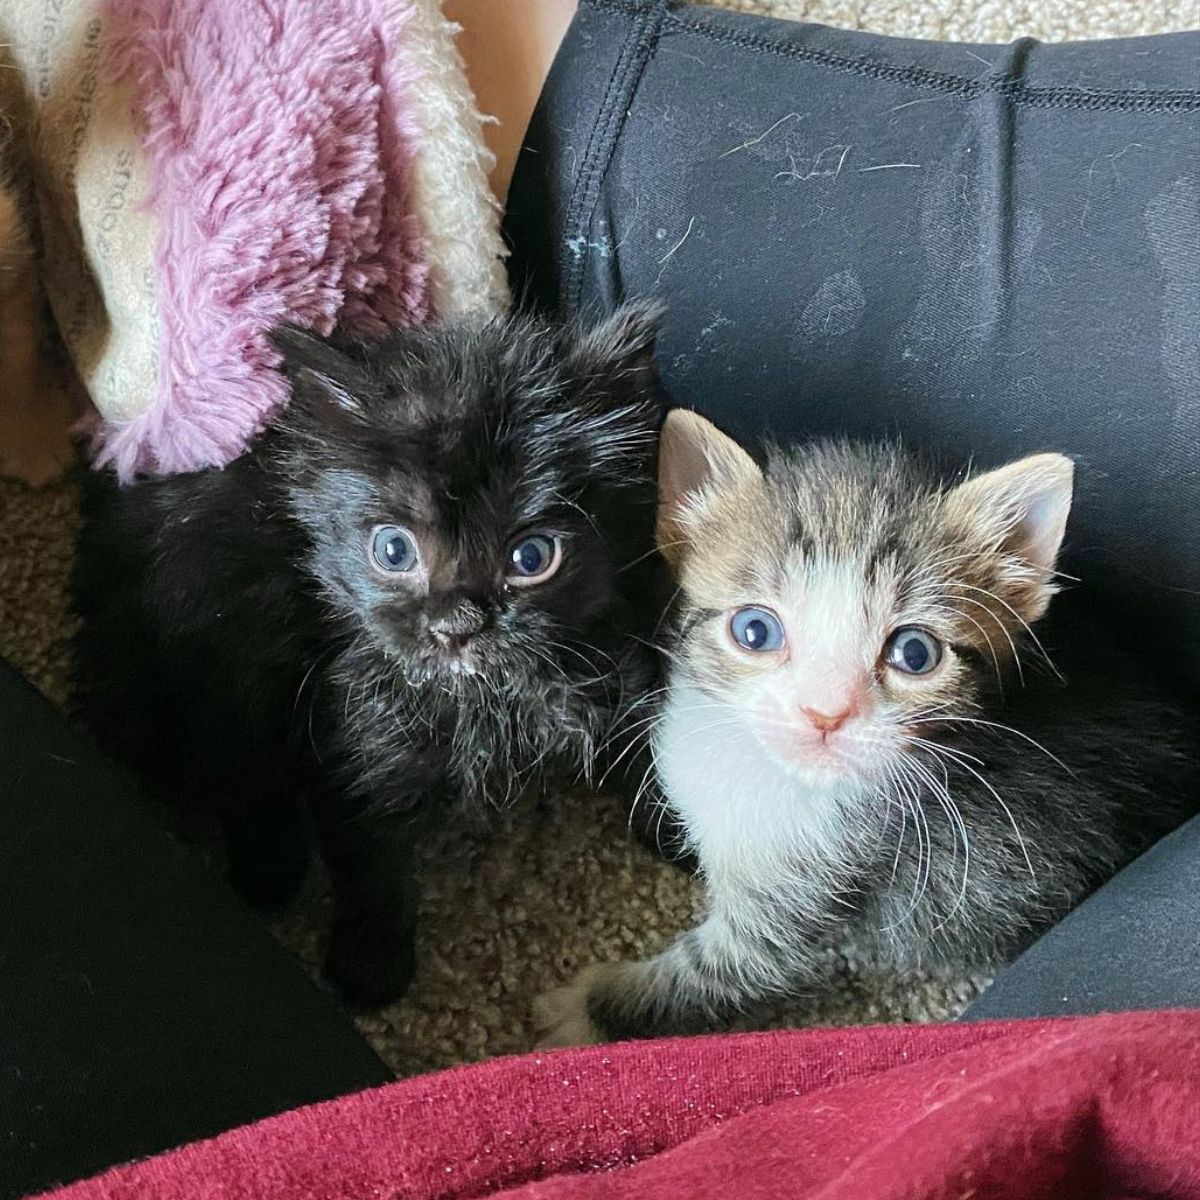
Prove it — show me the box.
[656,679,856,886]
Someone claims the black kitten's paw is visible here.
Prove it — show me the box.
[223,803,310,910]
[324,914,417,1010]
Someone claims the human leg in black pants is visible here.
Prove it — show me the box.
[965,814,1200,1018]
[0,661,390,1200]
[505,1,1200,1016]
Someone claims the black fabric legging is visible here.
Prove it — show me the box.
[2,5,1198,1197]
[504,0,1200,1015]
[0,662,392,1200]
[508,1,1200,684]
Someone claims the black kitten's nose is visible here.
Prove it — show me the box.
[430,626,470,651]
[428,600,490,652]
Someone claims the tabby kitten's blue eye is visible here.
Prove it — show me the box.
[884,627,942,675]
[370,525,419,573]
[729,606,786,652]
[506,533,562,586]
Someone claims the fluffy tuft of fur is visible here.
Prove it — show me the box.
[539,412,1200,1045]
[72,304,667,1009]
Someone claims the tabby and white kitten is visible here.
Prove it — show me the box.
[72,303,666,1009]
[537,410,1198,1044]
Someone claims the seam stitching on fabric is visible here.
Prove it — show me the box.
[582,0,1200,113]
[563,1,670,309]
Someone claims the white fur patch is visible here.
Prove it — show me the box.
[654,681,861,893]
[531,966,614,1049]
[776,557,878,714]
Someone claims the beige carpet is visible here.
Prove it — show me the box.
[3,0,1192,1078]
[0,476,78,706]
[722,0,1197,42]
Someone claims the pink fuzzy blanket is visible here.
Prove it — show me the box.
[2,0,507,480]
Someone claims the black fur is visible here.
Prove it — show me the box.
[71,304,668,1008]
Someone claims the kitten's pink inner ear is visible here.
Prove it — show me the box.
[952,452,1075,572]
[656,410,761,569]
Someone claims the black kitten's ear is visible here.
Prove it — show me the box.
[560,299,666,403]
[270,325,364,413]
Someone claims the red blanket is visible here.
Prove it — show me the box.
[40,1010,1200,1199]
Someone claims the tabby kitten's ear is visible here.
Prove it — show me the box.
[271,325,368,413]
[656,410,763,573]
[945,452,1075,621]
[559,299,665,408]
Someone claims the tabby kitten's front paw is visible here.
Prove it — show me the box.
[324,913,417,1010]
[532,963,630,1049]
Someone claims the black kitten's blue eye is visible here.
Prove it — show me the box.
[506,533,562,586]
[884,627,942,675]
[370,525,418,573]
[729,606,786,652]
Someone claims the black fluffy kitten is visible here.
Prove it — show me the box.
[71,303,666,1007]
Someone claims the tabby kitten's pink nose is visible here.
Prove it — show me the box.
[801,704,854,735]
